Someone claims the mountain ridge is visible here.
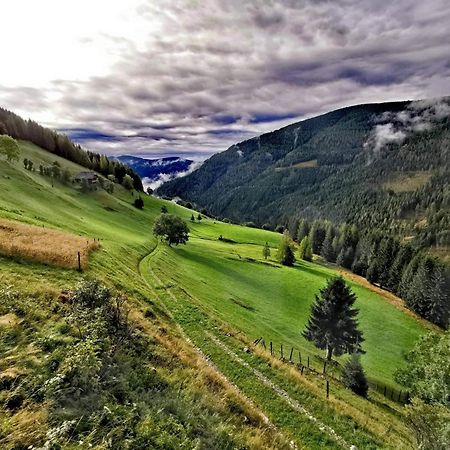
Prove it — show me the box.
[157,97,450,251]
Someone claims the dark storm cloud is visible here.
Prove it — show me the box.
[1,0,450,158]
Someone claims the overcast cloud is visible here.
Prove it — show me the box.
[1,0,449,159]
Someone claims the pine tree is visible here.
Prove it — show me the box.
[341,354,368,397]
[309,220,326,254]
[296,219,310,243]
[321,226,336,262]
[387,244,414,293]
[262,242,271,260]
[298,236,313,261]
[428,267,449,328]
[377,237,398,289]
[277,230,295,266]
[303,277,364,360]
[190,214,195,222]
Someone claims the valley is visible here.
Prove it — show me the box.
[0,139,436,449]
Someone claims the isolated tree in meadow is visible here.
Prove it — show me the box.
[277,230,295,266]
[161,205,168,214]
[146,187,153,196]
[62,168,71,184]
[0,135,20,163]
[51,161,61,179]
[190,214,195,222]
[153,213,189,246]
[134,197,144,209]
[303,277,364,360]
[197,213,202,221]
[262,242,271,260]
[298,236,313,261]
[341,353,368,397]
[23,158,28,169]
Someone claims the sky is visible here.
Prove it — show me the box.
[1,0,450,160]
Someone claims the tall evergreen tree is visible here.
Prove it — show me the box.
[296,219,310,243]
[303,277,364,360]
[321,226,336,262]
[377,237,398,289]
[262,242,271,260]
[298,236,313,261]
[387,244,414,293]
[277,230,295,266]
[309,220,326,254]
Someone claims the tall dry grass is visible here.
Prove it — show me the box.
[0,218,99,269]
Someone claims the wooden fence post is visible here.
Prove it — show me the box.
[77,251,81,271]
[301,366,304,375]
[326,380,329,399]
[280,344,283,359]
[270,341,273,355]
[298,351,302,365]
[323,360,327,374]
[307,356,310,368]
[289,347,293,362]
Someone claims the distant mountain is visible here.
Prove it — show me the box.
[114,155,194,190]
[157,98,450,251]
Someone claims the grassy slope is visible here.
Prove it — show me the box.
[0,140,432,448]
[151,223,428,386]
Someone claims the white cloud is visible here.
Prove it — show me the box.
[366,97,450,153]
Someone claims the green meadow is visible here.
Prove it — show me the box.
[0,140,433,448]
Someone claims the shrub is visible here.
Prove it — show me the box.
[341,354,368,397]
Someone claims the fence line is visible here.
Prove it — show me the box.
[253,337,409,404]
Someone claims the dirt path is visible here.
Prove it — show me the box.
[138,248,276,430]
[208,333,352,450]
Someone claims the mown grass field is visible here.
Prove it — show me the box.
[0,140,434,448]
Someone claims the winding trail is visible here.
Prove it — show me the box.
[138,244,357,449]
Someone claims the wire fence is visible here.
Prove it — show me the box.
[253,337,409,404]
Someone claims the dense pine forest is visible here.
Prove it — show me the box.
[158,99,450,255]
[0,108,143,191]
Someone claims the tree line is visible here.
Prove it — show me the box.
[292,218,449,328]
[0,107,143,191]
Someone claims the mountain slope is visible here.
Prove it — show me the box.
[157,98,450,249]
[0,139,427,449]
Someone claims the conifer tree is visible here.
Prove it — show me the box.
[341,353,368,397]
[277,230,295,266]
[298,236,313,261]
[296,219,310,243]
[308,220,326,254]
[303,277,364,360]
[321,226,336,262]
[262,242,271,260]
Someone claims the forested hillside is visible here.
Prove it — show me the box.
[158,98,450,253]
[0,108,143,190]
